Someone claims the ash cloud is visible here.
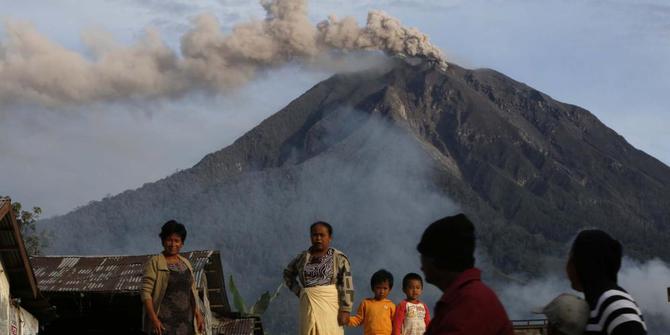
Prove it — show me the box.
[0,0,446,107]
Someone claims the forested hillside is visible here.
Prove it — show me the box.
[40,60,670,333]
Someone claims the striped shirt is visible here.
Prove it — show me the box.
[585,289,646,335]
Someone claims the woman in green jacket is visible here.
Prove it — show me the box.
[141,220,205,335]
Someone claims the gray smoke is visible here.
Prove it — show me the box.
[495,257,670,334]
[0,0,447,107]
[40,108,457,334]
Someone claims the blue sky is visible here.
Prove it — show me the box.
[1,0,668,216]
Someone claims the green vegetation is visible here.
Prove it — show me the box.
[228,275,283,316]
[11,201,50,255]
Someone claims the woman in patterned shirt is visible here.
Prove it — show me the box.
[283,221,355,335]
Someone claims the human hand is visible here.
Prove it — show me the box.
[196,310,206,333]
[151,317,165,335]
[337,311,350,326]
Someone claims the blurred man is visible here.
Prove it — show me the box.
[417,214,513,335]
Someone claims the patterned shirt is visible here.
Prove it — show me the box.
[585,289,646,335]
[283,247,355,312]
[393,300,430,335]
[158,260,195,335]
[304,248,335,287]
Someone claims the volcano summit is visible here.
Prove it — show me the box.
[41,59,670,332]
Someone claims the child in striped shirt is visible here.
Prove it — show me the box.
[393,273,430,335]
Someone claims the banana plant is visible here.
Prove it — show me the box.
[229,275,283,316]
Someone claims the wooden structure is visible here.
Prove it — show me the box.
[0,197,53,334]
[32,250,260,335]
[512,319,549,335]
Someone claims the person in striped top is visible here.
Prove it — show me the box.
[566,230,647,335]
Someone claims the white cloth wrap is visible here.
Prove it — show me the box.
[299,284,344,335]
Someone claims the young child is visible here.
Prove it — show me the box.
[392,273,430,335]
[348,269,396,335]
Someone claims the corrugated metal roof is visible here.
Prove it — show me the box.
[32,250,214,293]
[214,318,255,335]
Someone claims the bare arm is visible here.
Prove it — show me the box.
[142,258,164,335]
[143,298,164,335]
[191,290,205,333]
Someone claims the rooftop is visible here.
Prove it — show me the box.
[32,250,214,293]
[32,250,232,315]
[0,196,53,319]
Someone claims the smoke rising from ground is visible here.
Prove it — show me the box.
[0,0,446,107]
[495,257,670,334]
[38,104,670,333]
[41,109,456,333]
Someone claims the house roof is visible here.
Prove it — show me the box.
[32,250,231,314]
[0,197,39,299]
[0,197,52,319]
[33,250,212,292]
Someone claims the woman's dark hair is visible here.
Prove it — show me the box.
[570,229,622,285]
[417,213,475,272]
[310,221,333,236]
[402,273,423,290]
[159,220,187,242]
[371,269,394,290]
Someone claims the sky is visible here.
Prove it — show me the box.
[1,0,669,217]
[2,1,670,331]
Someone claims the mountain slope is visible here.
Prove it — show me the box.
[40,60,670,331]
[45,59,670,268]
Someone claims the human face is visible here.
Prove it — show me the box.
[404,279,423,302]
[373,281,391,300]
[310,224,332,252]
[162,233,184,256]
[566,253,583,292]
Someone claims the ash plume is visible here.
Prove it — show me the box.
[0,0,447,107]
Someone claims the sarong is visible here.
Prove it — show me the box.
[299,284,344,335]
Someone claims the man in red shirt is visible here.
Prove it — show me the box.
[417,214,513,335]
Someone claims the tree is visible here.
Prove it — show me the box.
[11,202,49,255]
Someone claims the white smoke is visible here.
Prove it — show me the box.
[495,258,670,334]
[0,0,447,107]
[619,258,670,332]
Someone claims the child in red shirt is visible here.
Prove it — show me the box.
[348,269,396,335]
[393,273,430,335]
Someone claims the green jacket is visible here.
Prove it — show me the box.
[283,248,355,312]
[141,253,201,334]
